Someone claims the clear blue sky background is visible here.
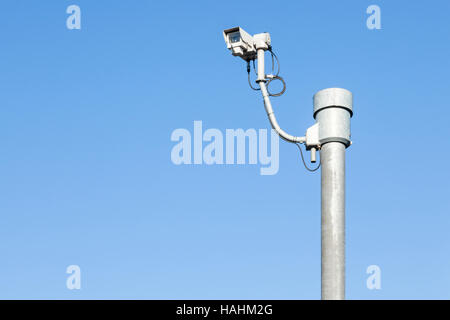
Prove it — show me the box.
[0,0,449,299]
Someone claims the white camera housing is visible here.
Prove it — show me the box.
[253,32,271,50]
[223,27,258,61]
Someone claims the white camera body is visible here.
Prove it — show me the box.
[223,27,271,61]
[253,32,271,50]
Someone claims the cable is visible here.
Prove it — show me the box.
[295,143,321,172]
[267,75,286,97]
[248,72,260,91]
[267,48,285,97]
[271,50,275,75]
[252,59,257,75]
[246,49,285,96]
[268,48,280,77]
[247,60,260,91]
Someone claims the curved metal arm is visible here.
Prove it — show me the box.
[258,81,305,144]
[256,48,305,144]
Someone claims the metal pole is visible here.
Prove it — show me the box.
[312,88,353,300]
[321,142,346,299]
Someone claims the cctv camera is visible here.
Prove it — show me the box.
[223,27,256,61]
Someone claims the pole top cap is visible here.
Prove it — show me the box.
[313,88,353,118]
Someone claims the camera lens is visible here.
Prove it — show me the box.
[229,32,241,43]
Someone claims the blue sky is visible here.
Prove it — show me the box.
[0,0,449,299]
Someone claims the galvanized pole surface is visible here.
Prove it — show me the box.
[312,88,353,300]
[321,142,346,300]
